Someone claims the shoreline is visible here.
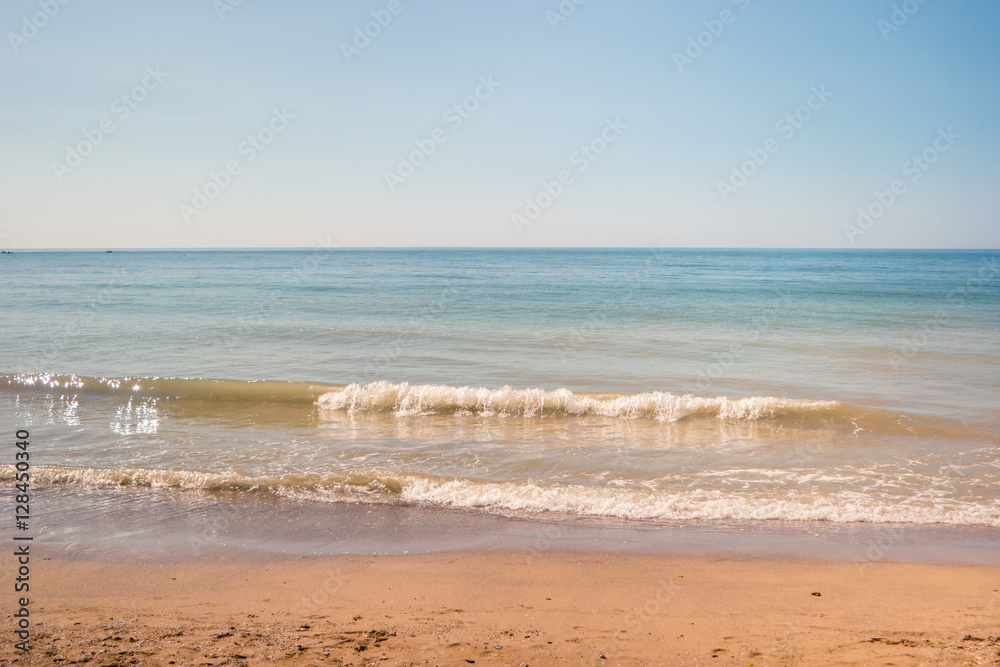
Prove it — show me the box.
[4,550,998,665]
[10,486,1000,664]
[21,485,1000,566]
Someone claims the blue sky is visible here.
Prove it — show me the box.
[1,0,998,248]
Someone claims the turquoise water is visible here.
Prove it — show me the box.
[1,249,998,526]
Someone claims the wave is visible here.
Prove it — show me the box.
[316,381,840,422]
[1,374,842,420]
[1,372,845,422]
[399,477,1000,527]
[5,464,998,527]
[1,465,402,495]
[4,374,993,437]
[316,383,995,440]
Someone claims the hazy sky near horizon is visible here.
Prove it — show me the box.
[1,0,998,249]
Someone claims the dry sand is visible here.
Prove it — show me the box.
[3,551,998,666]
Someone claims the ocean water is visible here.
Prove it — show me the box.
[1,249,998,534]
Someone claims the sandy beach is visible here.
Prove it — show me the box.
[5,0,1000,661]
[3,551,998,666]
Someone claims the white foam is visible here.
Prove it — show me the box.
[316,381,839,422]
[398,477,1000,527]
[10,464,997,527]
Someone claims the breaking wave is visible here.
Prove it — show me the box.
[4,465,998,527]
[317,381,840,422]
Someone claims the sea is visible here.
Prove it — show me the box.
[1,249,998,559]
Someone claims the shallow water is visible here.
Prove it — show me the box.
[1,249,998,531]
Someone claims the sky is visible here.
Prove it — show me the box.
[1,0,998,249]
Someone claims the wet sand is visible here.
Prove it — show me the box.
[4,488,999,665]
[27,485,1000,565]
[3,551,999,666]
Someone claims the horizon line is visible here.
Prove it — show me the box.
[1,247,997,252]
